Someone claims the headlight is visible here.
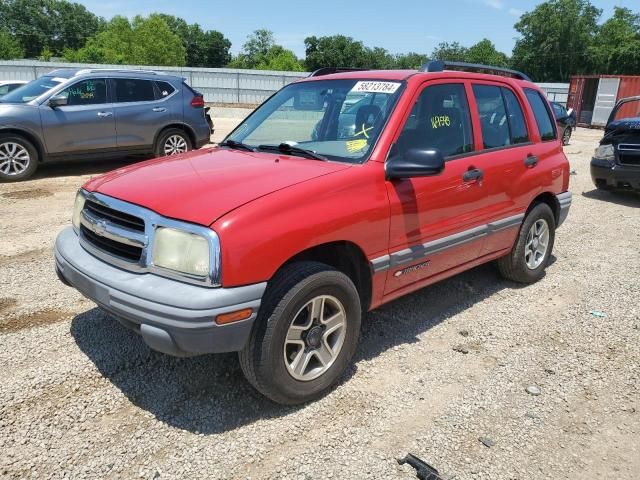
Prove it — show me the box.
[72,191,86,231]
[152,227,211,277]
[593,144,614,161]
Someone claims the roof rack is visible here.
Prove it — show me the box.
[421,60,532,82]
[75,68,166,76]
[309,67,368,77]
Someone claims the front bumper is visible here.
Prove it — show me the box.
[55,227,266,357]
[591,158,640,191]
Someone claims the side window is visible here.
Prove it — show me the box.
[0,85,9,96]
[59,79,107,106]
[155,81,176,98]
[472,84,510,149]
[525,88,556,141]
[114,79,155,103]
[395,83,473,158]
[501,88,530,144]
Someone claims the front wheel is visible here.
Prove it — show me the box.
[562,127,572,146]
[154,128,192,158]
[497,203,556,284]
[239,262,361,405]
[0,134,39,182]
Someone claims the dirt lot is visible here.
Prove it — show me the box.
[0,127,638,479]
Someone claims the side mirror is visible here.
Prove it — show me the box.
[48,95,68,108]
[386,148,445,180]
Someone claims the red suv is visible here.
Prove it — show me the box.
[55,61,572,404]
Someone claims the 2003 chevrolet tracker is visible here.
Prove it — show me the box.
[55,61,572,404]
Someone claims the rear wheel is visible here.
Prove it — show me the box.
[154,128,192,157]
[0,134,38,182]
[239,261,361,405]
[497,203,556,284]
[562,127,572,146]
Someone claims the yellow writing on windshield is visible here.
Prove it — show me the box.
[431,115,451,129]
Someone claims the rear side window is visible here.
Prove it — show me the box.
[501,88,529,144]
[114,79,155,103]
[155,81,176,98]
[395,83,474,158]
[472,84,510,149]
[525,89,556,141]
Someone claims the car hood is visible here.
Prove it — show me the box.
[83,147,352,226]
[605,117,640,133]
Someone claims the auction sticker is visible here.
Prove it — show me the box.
[350,81,401,94]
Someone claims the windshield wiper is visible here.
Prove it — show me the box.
[257,143,327,161]
[218,139,255,152]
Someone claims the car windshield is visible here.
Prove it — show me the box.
[225,79,404,163]
[0,76,65,103]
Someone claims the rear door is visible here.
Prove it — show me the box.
[384,80,490,295]
[111,78,179,149]
[39,77,116,154]
[464,81,539,255]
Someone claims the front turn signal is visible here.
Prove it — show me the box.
[215,308,253,325]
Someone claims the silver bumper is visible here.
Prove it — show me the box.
[55,227,266,357]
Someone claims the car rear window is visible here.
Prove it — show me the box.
[524,88,556,141]
[155,81,176,98]
[114,79,155,103]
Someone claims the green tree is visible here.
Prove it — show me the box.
[430,42,468,62]
[394,52,429,69]
[304,35,372,70]
[466,39,509,67]
[511,0,601,81]
[0,30,24,59]
[157,14,231,67]
[65,15,186,66]
[229,30,303,71]
[590,7,640,74]
[0,0,103,58]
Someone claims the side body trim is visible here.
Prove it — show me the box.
[371,213,524,273]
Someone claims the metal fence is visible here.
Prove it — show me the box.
[0,60,309,104]
[0,60,569,106]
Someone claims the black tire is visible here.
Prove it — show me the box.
[497,203,556,284]
[0,133,39,182]
[239,261,361,405]
[154,128,192,158]
[562,127,572,146]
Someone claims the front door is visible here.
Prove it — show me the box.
[39,78,116,155]
[384,81,490,295]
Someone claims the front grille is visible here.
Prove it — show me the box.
[80,225,143,262]
[85,199,145,232]
[618,144,640,167]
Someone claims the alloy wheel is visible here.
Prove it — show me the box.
[163,135,188,155]
[0,142,30,176]
[283,295,347,381]
[525,219,549,270]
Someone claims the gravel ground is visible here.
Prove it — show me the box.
[0,127,638,479]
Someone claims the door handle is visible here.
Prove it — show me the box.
[152,107,167,112]
[524,155,538,168]
[96,111,112,117]
[462,168,484,183]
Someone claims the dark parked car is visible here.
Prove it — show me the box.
[551,101,576,146]
[0,69,211,182]
[591,95,640,192]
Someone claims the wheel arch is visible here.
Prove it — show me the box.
[277,241,373,312]
[527,192,560,226]
[0,128,45,162]
[154,123,197,150]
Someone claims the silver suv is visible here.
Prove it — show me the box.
[0,68,211,181]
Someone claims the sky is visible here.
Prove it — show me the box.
[75,0,635,58]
